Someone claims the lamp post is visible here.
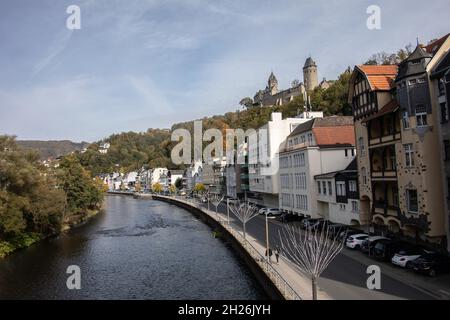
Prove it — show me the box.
[265,211,270,264]
[227,198,230,224]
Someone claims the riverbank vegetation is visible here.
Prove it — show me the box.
[0,136,105,258]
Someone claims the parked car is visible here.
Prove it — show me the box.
[410,253,450,277]
[345,234,369,249]
[277,213,304,223]
[371,240,410,261]
[327,224,347,237]
[258,208,268,215]
[339,229,361,242]
[180,190,187,196]
[265,208,282,217]
[301,218,323,230]
[391,247,429,268]
[200,197,208,203]
[360,236,390,255]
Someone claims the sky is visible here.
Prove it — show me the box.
[0,0,449,142]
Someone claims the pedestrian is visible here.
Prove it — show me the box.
[268,248,273,262]
[275,247,280,263]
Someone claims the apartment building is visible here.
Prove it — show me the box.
[248,111,323,207]
[202,157,227,194]
[314,159,360,226]
[350,35,450,248]
[278,116,356,218]
[430,40,450,251]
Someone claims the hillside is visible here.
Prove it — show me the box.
[17,140,90,159]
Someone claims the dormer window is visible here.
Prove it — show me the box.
[417,77,426,84]
[409,79,417,85]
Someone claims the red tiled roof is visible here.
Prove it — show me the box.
[424,33,450,55]
[312,126,355,147]
[362,100,399,123]
[357,65,398,91]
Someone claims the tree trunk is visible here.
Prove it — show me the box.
[312,277,317,300]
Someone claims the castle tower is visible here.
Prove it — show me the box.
[303,57,318,92]
[267,72,278,95]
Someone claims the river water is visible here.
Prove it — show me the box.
[0,195,267,299]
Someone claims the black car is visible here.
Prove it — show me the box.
[277,213,303,223]
[327,224,348,238]
[372,240,414,261]
[301,218,322,229]
[360,236,390,255]
[410,253,450,277]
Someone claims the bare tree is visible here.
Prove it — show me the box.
[227,201,259,241]
[208,193,225,220]
[278,225,345,300]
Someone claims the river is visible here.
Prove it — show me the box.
[0,195,268,299]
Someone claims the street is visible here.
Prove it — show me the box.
[201,200,450,300]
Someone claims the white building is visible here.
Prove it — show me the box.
[248,112,323,207]
[150,168,168,185]
[314,159,361,226]
[185,161,203,191]
[278,116,356,218]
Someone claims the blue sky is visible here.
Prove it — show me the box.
[0,0,449,142]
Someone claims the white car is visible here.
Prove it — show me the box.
[265,208,282,217]
[346,234,369,249]
[258,208,268,215]
[391,249,429,268]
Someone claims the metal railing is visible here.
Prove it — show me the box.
[159,194,302,300]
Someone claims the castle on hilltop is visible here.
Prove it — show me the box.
[253,57,330,107]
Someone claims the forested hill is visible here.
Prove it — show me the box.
[75,43,417,176]
[17,140,90,159]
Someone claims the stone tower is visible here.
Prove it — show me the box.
[303,57,318,92]
[267,72,279,95]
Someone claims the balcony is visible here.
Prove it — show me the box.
[368,111,401,147]
[370,146,397,180]
[281,141,315,153]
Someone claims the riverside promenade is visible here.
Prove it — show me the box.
[142,193,331,301]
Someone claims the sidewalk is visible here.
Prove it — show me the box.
[162,195,331,300]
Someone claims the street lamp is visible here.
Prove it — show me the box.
[265,210,270,264]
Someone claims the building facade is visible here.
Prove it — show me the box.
[314,159,360,226]
[350,35,450,248]
[248,112,323,207]
[278,116,356,218]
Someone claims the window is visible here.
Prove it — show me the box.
[444,140,450,161]
[361,167,367,185]
[351,201,359,213]
[339,204,346,211]
[307,133,313,144]
[359,137,365,156]
[409,79,417,85]
[299,153,305,166]
[441,102,449,123]
[417,77,427,84]
[404,144,414,167]
[438,78,446,96]
[328,181,332,196]
[349,180,357,192]
[351,149,355,157]
[317,181,322,194]
[322,181,327,195]
[402,111,410,129]
[415,105,427,127]
[345,149,348,157]
[407,189,418,213]
[336,181,346,196]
